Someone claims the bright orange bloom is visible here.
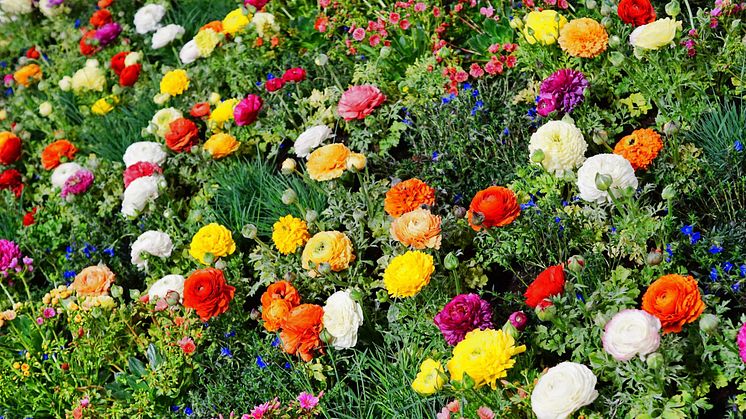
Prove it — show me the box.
[558,18,609,58]
[13,64,42,87]
[467,186,520,230]
[642,274,705,334]
[41,140,78,170]
[384,178,436,217]
[280,304,324,362]
[260,281,301,332]
[613,128,663,170]
[306,143,351,181]
[201,21,224,33]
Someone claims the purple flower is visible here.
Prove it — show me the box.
[738,322,746,363]
[94,22,122,47]
[536,69,589,117]
[0,239,22,277]
[509,311,528,331]
[43,307,56,318]
[433,293,493,345]
[61,169,94,199]
[48,0,64,5]
[297,391,321,410]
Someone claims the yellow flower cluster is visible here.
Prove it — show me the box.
[411,358,446,395]
[91,95,120,115]
[272,215,310,255]
[189,223,237,264]
[301,231,355,276]
[383,250,434,298]
[42,285,73,306]
[446,329,526,389]
[160,69,190,96]
[195,28,222,57]
[209,98,239,129]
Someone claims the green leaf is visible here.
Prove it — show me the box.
[128,357,147,377]
[146,343,165,371]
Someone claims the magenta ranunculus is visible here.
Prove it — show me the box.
[433,293,494,345]
[61,169,94,199]
[509,311,528,331]
[738,322,746,363]
[245,0,270,9]
[536,69,589,117]
[94,22,123,46]
[0,239,22,277]
[234,94,263,126]
[123,161,162,188]
[282,67,306,83]
[337,85,386,121]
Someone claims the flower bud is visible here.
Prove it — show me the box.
[585,0,597,9]
[595,173,613,191]
[208,92,221,105]
[444,252,459,270]
[646,352,664,369]
[608,51,625,67]
[663,120,679,136]
[241,224,257,239]
[600,3,613,16]
[165,290,181,306]
[317,262,331,275]
[250,308,261,320]
[665,0,681,17]
[646,249,663,266]
[202,252,215,265]
[509,16,523,29]
[281,158,296,175]
[379,46,392,58]
[281,188,297,205]
[59,76,72,91]
[110,285,123,299]
[470,211,485,227]
[699,313,719,334]
[319,329,333,343]
[608,35,621,48]
[592,129,608,145]
[153,93,170,105]
[661,185,676,200]
[39,101,53,117]
[509,311,528,331]
[215,259,227,270]
[346,153,367,172]
[350,289,363,301]
[535,302,556,321]
[601,16,613,28]
[315,54,329,66]
[530,149,545,163]
[452,206,467,219]
[305,209,318,223]
[352,209,366,222]
[567,255,585,273]
[502,321,520,339]
[283,271,296,282]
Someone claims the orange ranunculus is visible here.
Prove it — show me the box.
[613,128,664,170]
[0,132,22,165]
[98,0,114,8]
[390,207,442,249]
[384,178,436,218]
[558,18,608,58]
[41,140,78,170]
[280,304,324,362]
[165,118,200,153]
[262,299,293,332]
[467,186,520,230]
[72,265,116,297]
[13,64,42,87]
[190,102,211,118]
[201,21,224,33]
[306,143,351,181]
[260,280,301,308]
[183,268,236,322]
[642,274,705,334]
[89,9,113,28]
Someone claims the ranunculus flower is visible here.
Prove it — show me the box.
[434,293,494,345]
[183,268,236,321]
[390,208,442,250]
[119,64,142,87]
[576,153,638,203]
[147,107,183,138]
[123,161,162,188]
[738,322,746,363]
[266,77,285,92]
[384,178,436,217]
[641,274,705,334]
[261,280,301,332]
[89,9,113,28]
[13,63,42,87]
[123,141,168,167]
[71,264,116,297]
[411,358,446,395]
[189,223,236,265]
[79,30,100,56]
[130,230,174,270]
[148,274,186,304]
[467,186,520,230]
[134,4,166,35]
[110,51,129,76]
[523,10,567,45]
[1,0,33,15]
[602,309,661,361]
[282,67,306,83]
[245,0,270,9]
[617,0,656,26]
[0,131,22,165]
[190,102,211,118]
[531,362,598,419]
[71,63,106,93]
[629,18,682,50]
[306,143,351,181]
[94,22,122,46]
[121,175,163,217]
[22,207,36,226]
[0,169,24,198]
[528,120,587,176]
[337,85,386,120]
[51,162,83,189]
[383,250,434,298]
[203,133,240,159]
[280,304,325,362]
[524,265,565,308]
[233,94,263,126]
[180,40,201,64]
[151,24,185,49]
[294,125,333,158]
[613,128,664,170]
[301,231,355,276]
[61,169,94,200]
[322,290,364,349]
[165,118,199,153]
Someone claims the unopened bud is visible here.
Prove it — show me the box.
[444,252,459,270]
[665,0,681,17]
[283,271,296,282]
[608,35,621,48]
[315,54,328,66]
[502,321,520,339]
[608,51,625,67]
[452,206,467,219]
[208,92,221,105]
[663,120,679,136]
[646,352,664,369]
[305,209,318,223]
[530,149,545,163]
[536,302,556,321]
[646,249,663,266]
[165,290,181,306]
[509,311,528,331]
[346,153,367,172]
[281,189,297,205]
[699,313,719,333]
[281,158,296,175]
[241,224,257,239]
[317,262,331,275]
[592,129,609,145]
[379,46,392,58]
[567,255,585,273]
[470,211,485,227]
[595,173,613,191]
[661,185,676,200]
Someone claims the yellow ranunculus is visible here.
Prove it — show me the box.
[204,133,240,159]
[222,8,250,36]
[629,18,682,51]
[301,231,355,276]
[272,215,310,255]
[91,96,119,115]
[382,250,434,298]
[446,329,526,389]
[195,28,222,57]
[160,69,190,96]
[189,223,237,264]
[523,10,567,45]
[209,99,239,129]
[411,358,446,395]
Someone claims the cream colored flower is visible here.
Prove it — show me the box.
[531,362,598,419]
[529,120,587,176]
[629,18,682,50]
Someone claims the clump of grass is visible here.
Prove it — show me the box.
[78,100,159,162]
[211,157,327,238]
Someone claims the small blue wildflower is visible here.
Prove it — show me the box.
[63,270,76,279]
[553,217,561,223]
[741,264,746,277]
[74,19,81,28]
[256,355,267,369]
[224,330,236,338]
[453,193,463,204]
[184,407,193,416]
[527,107,537,118]
[724,262,734,273]
[403,118,413,126]
[690,231,701,244]
[431,151,440,161]
[470,107,478,116]
[735,140,743,152]
[66,245,74,253]
[575,292,585,303]
[284,362,292,369]
[503,127,510,136]
[680,225,693,236]
[732,283,740,292]
[441,96,451,105]
[0,61,6,69]
[220,347,232,358]
[471,89,479,97]
[103,247,114,257]
[42,354,48,361]
[267,73,275,80]
[475,100,484,108]
[5,88,13,96]
[359,54,367,61]
[171,406,180,413]
[534,96,541,104]
[255,81,263,87]
[272,337,281,347]
[610,227,617,233]
[709,245,723,254]
[462,82,472,90]
[710,267,718,281]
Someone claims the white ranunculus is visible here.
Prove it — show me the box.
[59,76,72,91]
[130,230,174,270]
[147,107,183,138]
[629,18,682,51]
[124,52,142,67]
[123,141,168,168]
[531,362,598,419]
[576,153,638,203]
[148,274,185,303]
[252,12,280,38]
[322,290,364,349]
[71,65,106,93]
[529,120,587,176]
[121,175,163,217]
[1,0,32,15]
[602,309,661,361]
[295,125,333,158]
[151,24,185,49]
[179,39,201,64]
[51,162,83,189]
[134,4,166,35]
[38,0,63,17]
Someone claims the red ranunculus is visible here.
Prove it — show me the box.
[265,77,285,92]
[164,118,200,153]
[90,9,113,28]
[123,161,162,188]
[183,268,236,322]
[0,169,23,198]
[617,0,656,26]
[25,47,40,59]
[281,67,306,83]
[245,0,270,10]
[23,207,36,226]
[233,94,263,126]
[110,51,129,76]
[190,102,211,118]
[119,64,141,87]
[79,30,100,56]
[337,85,386,120]
[524,265,566,308]
[0,132,22,165]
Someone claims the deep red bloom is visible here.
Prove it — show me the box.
[281,67,306,83]
[23,207,36,226]
[265,77,285,92]
[524,265,566,308]
[0,169,23,198]
[119,64,141,87]
[617,0,656,26]
[123,161,162,188]
[165,118,200,153]
[110,51,129,75]
[79,30,100,56]
[90,9,113,28]
[25,47,40,59]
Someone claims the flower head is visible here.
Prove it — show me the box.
[160,69,190,96]
[189,223,236,264]
[642,274,705,333]
[576,154,638,203]
[383,250,434,298]
[183,268,235,321]
[559,18,608,58]
[537,69,589,117]
[447,329,526,389]
[390,208,442,249]
[602,309,661,361]
[297,392,321,410]
[613,128,663,170]
[737,322,746,363]
[280,304,324,361]
[384,178,436,218]
[531,362,598,419]
[61,169,94,199]
[524,265,566,308]
[272,215,310,255]
[523,10,567,45]
[411,358,446,395]
[301,231,355,275]
[306,143,351,181]
[467,186,520,230]
[529,120,587,175]
[434,293,494,345]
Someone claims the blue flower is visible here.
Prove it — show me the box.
[475,100,484,108]
[575,292,585,302]
[224,330,236,338]
[680,225,693,235]
[610,227,617,234]
[184,407,193,416]
[710,267,718,281]
[724,262,734,273]
[267,73,275,80]
[4,88,12,96]
[271,337,281,347]
[553,217,561,223]
[284,362,292,369]
[709,245,723,254]
[441,96,451,105]
[256,355,267,369]
[63,270,76,279]
[220,347,232,358]
[732,283,741,292]
[735,140,743,152]
[462,82,472,90]
[690,231,701,244]
[74,19,81,28]
[171,406,180,413]
[0,61,6,69]
[431,151,440,162]
[103,247,115,257]
[527,107,537,118]
[66,245,74,253]
[503,127,510,136]
[255,81,263,87]
[42,354,48,361]
[740,264,746,277]
[453,193,463,204]
[471,89,479,97]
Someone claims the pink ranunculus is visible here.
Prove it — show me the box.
[352,28,366,41]
[433,293,494,345]
[736,321,746,363]
[245,0,270,9]
[337,85,386,121]
[123,161,163,188]
[234,94,263,126]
